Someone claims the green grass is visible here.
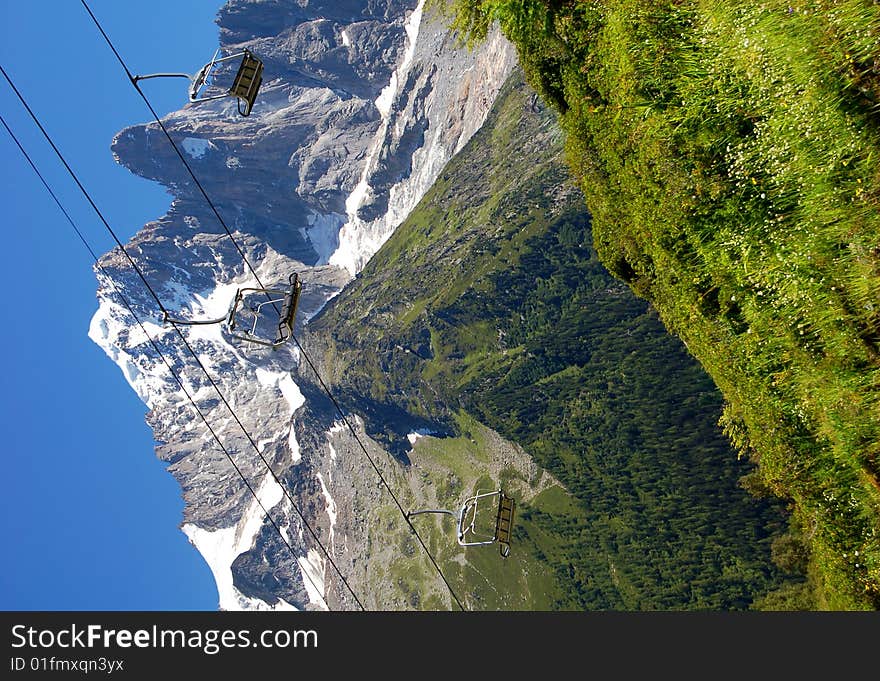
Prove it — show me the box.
[433,0,880,608]
[368,412,574,610]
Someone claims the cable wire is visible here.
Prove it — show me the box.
[292,336,467,610]
[78,0,465,610]
[0,65,364,611]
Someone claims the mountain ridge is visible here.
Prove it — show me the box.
[91,0,522,610]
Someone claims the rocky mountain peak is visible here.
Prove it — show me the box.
[91,0,517,610]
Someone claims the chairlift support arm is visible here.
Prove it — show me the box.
[131,73,192,84]
[407,509,458,519]
[406,507,492,546]
[162,310,229,326]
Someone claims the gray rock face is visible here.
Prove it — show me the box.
[91,0,516,610]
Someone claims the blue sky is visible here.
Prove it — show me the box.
[0,1,230,610]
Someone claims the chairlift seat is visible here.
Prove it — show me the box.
[186,48,264,117]
[274,273,302,346]
[230,51,263,116]
[494,493,515,557]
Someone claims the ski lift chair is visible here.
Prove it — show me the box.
[163,272,302,350]
[407,489,516,558]
[133,48,264,117]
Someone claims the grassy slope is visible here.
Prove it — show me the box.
[309,70,797,609]
[433,0,880,608]
[353,410,572,611]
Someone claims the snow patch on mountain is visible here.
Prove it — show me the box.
[297,548,327,609]
[329,10,517,276]
[255,367,305,463]
[330,1,426,276]
[301,210,344,266]
[126,320,170,347]
[88,298,168,409]
[182,471,300,611]
[316,472,337,548]
[407,429,432,445]
[325,421,348,462]
[182,138,216,159]
[375,0,423,119]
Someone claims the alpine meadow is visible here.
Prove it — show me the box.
[427,0,880,609]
